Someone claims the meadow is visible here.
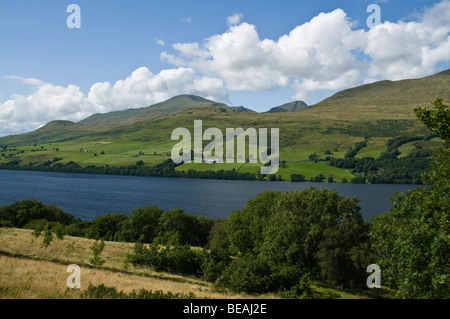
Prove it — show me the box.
[0,227,384,299]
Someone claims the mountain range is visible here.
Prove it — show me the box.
[0,69,449,182]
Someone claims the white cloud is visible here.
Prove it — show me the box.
[363,0,450,80]
[0,67,228,136]
[162,1,450,102]
[88,67,228,111]
[156,37,165,47]
[2,1,450,137]
[4,75,44,87]
[0,79,91,136]
[162,9,363,95]
[227,13,243,26]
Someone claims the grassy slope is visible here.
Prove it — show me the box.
[0,71,449,181]
[79,94,230,126]
[265,100,309,113]
[0,228,246,299]
[0,228,391,299]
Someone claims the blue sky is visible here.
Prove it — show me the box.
[1,0,449,136]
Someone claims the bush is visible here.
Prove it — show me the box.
[126,242,204,277]
[201,248,231,282]
[290,174,305,182]
[86,213,128,240]
[216,254,274,295]
[277,274,315,299]
[313,174,324,182]
[0,200,74,228]
[89,239,106,266]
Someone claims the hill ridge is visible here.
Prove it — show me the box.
[1,68,449,146]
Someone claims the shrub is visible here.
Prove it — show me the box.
[0,200,74,228]
[216,254,274,294]
[290,174,306,182]
[201,248,231,282]
[126,242,204,277]
[41,224,53,248]
[89,239,106,266]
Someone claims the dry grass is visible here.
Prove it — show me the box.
[0,228,270,299]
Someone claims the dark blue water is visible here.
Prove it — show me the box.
[0,170,420,221]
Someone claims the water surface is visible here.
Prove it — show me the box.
[0,170,420,221]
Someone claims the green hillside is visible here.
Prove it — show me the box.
[305,69,450,120]
[0,70,448,183]
[79,94,230,126]
[265,100,308,113]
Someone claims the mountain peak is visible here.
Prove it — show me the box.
[79,94,229,126]
[168,94,213,103]
[265,100,308,113]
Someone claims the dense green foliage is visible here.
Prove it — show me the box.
[329,135,436,184]
[415,98,450,146]
[0,200,74,228]
[317,217,373,289]
[0,199,214,248]
[0,159,260,181]
[123,188,373,296]
[89,239,106,266]
[126,242,205,276]
[369,99,450,298]
[213,188,373,294]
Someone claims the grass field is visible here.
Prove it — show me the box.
[0,228,392,299]
[0,228,245,299]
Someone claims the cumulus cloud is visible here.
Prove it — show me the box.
[2,1,450,136]
[88,67,228,111]
[162,1,450,101]
[363,0,450,80]
[0,67,228,136]
[0,77,92,136]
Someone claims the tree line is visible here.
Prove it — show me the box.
[328,135,438,184]
[0,134,440,185]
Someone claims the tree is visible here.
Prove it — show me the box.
[259,188,361,274]
[225,188,361,273]
[414,98,450,146]
[308,153,319,162]
[370,99,450,298]
[54,223,65,240]
[225,190,283,255]
[0,200,74,228]
[290,174,305,182]
[317,217,373,290]
[370,187,449,298]
[89,239,106,266]
[87,213,128,240]
[158,208,210,246]
[121,206,163,243]
[41,224,53,248]
[207,219,229,250]
[136,160,144,166]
